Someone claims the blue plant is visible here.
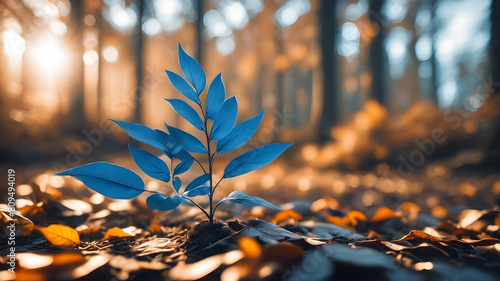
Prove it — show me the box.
[57,43,293,226]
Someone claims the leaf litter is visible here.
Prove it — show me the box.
[2,165,500,281]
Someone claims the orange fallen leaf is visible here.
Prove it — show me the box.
[398,202,420,223]
[262,242,304,263]
[371,206,397,222]
[367,230,382,240]
[76,226,101,236]
[36,224,80,247]
[237,235,262,259]
[51,252,85,267]
[396,230,443,242]
[149,220,162,234]
[431,205,448,219]
[326,215,350,227]
[270,209,303,224]
[347,210,367,226]
[102,227,134,241]
[149,213,163,234]
[310,197,340,212]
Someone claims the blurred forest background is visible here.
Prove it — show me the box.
[0,0,499,176]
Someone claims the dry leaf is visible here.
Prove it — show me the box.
[270,209,303,224]
[102,227,134,241]
[76,225,101,236]
[0,204,35,234]
[18,253,54,269]
[371,206,398,222]
[262,242,304,263]
[326,215,350,227]
[109,255,167,272]
[237,235,262,259]
[169,250,244,280]
[347,210,367,226]
[51,252,85,267]
[398,202,420,223]
[36,224,80,247]
[55,254,111,280]
[134,238,174,256]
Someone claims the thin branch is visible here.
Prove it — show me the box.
[212,199,225,215]
[183,196,210,220]
[193,157,207,174]
[212,177,224,194]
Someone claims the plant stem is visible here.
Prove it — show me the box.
[193,157,207,174]
[205,125,214,226]
[183,197,210,219]
[200,103,214,226]
[212,199,224,215]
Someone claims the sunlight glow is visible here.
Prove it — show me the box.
[275,0,310,28]
[49,19,67,35]
[342,22,360,41]
[222,1,249,30]
[83,50,99,66]
[32,37,64,72]
[155,0,182,18]
[3,30,25,58]
[437,80,457,108]
[382,0,408,22]
[102,46,119,63]
[415,34,432,61]
[204,9,232,37]
[108,4,137,31]
[215,36,235,55]
[142,18,162,36]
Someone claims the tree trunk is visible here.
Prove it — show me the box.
[65,0,86,132]
[133,0,145,123]
[195,0,204,64]
[368,0,386,106]
[491,0,500,95]
[318,0,339,142]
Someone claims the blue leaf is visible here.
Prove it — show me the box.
[217,110,264,154]
[128,145,170,183]
[111,119,164,151]
[165,99,204,131]
[181,198,196,206]
[223,143,293,178]
[146,193,182,211]
[183,185,210,197]
[223,191,280,210]
[165,70,199,104]
[178,43,206,95]
[173,148,193,161]
[184,173,210,192]
[173,177,182,192]
[210,96,238,140]
[174,156,194,175]
[206,73,225,119]
[56,162,144,199]
[166,125,207,154]
[155,130,182,158]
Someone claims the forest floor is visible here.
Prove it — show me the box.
[1,153,500,281]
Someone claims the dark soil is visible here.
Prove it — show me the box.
[183,220,235,250]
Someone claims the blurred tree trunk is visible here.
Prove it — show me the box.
[487,0,500,163]
[368,0,387,106]
[65,0,86,132]
[429,0,439,104]
[195,0,204,64]
[491,0,500,95]
[132,0,145,123]
[318,0,339,142]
